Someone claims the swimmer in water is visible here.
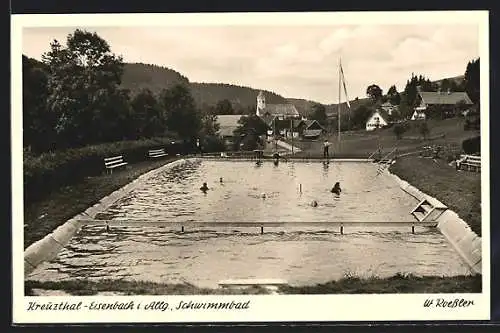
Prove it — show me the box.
[200,182,209,192]
[331,182,341,195]
[311,200,318,207]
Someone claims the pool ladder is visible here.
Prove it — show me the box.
[410,199,447,223]
[371,147,398,174]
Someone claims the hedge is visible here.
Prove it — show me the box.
[462,136,480,155]
[23,137,194,203]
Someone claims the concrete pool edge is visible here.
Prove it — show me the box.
[387,170,482,275]
[24,158,202,278]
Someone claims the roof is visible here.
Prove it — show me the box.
[261,104,300,117]
[303,129,322,138]
[419,91,473,105]
[260,114,277,127]
[304,119,325,130]
[217,115,246,137]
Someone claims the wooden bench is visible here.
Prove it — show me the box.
[104,155,128,174]
[148,148,168,158]
[457,154,481,172]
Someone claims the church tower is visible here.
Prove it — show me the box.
[256,91,266,116]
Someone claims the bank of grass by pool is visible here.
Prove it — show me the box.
[24,157,180,248]
[389,155,481,236]
[25,273,481,295]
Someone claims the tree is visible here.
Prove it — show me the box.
[130,88,165,138]
[386,85,401,105]
[161,84,202,140]
[366,84,383,101]
[233,115,268,150]
[419,121,430,140]
[393,124,407,140]
[41,29,126,147]
[201,111,220,138]
[310,103,327,126]
[403,73,439,108]
[214,99,235,115]
[464,58,480,104]
[22,56,56,152]
[351,105,374,129]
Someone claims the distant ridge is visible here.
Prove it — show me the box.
[22,56,466,116]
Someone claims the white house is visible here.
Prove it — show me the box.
[365,110,390,131]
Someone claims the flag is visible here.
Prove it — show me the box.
[340,62,351,109]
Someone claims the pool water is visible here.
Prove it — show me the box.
[28,160,471,288]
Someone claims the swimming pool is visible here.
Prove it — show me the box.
[28,159,471,288]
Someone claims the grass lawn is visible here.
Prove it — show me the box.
[23,157,179,249]
[389,156,482,236]
[25,273,481,295]
[285,118,479,158]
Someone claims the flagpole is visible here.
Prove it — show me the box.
[338,58,341,147]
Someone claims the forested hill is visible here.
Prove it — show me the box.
[120,63,190,95]
[190,82,287,111]
[121,63,288,110]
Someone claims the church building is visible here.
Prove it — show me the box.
[255,91,300,119]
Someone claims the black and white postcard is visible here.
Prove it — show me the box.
[11,11,490,323]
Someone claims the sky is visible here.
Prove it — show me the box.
[22,24,479,104]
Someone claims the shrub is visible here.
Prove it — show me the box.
[419,121,430,139]
[23,137,185,203]
[393,123,407,139]
[462,136,480,155]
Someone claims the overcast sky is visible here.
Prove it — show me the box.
[22,24,479,104]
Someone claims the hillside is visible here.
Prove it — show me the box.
[22,56,466,117]
[120,63,190,95]
[121,63,289,112]
[433,75,465,86]
[190,82,287,111]
[286,98,321,117]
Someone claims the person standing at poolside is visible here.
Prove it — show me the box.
[323,139,331,160]
[196,138,202,156]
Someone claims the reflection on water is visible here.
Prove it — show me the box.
[29,161,472,288]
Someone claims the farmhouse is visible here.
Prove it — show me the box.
[365,109,390,131]
[298,119,325,139]
[411,89,473,120]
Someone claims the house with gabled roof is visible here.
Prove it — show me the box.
[411,88,473,120]
[365,109,390,131]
